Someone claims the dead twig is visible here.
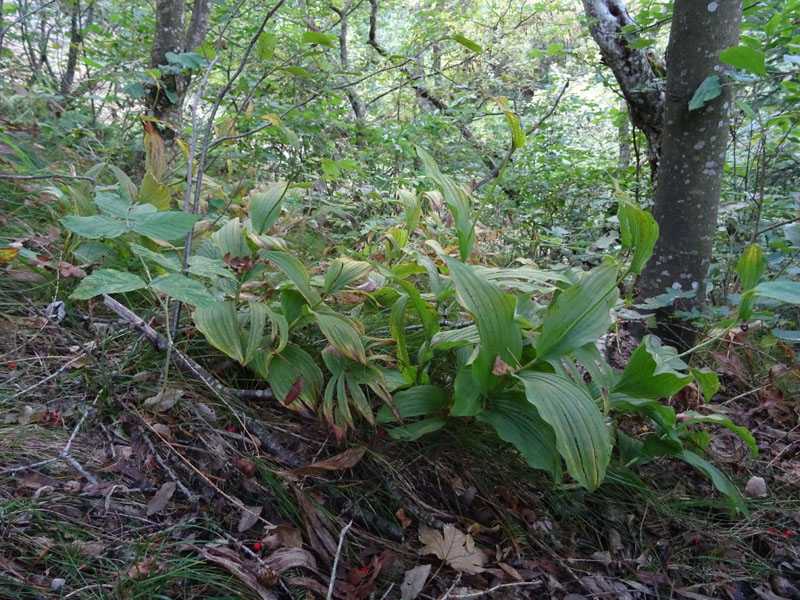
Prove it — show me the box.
[7,353,88,400]
[1,394,99,484]
[141,431,197,502]
[447,580,544,599]
[326,520,353,600]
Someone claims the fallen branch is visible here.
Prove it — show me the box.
[103,294,407,540]
[102,294,275,403]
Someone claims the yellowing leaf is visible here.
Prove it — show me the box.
[0,247,20,262]
[418,524,486,574]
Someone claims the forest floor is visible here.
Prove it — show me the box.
[2,188,800,600]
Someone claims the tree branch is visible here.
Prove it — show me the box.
[473,80,569,191]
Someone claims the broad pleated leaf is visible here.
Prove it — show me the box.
[737,245,765,319]
[613,336,691,399]
[263,250,320,304]
[397,188,421,234]
[377,385,449,422]
[70,269,146,299]
[132,211,201,241]
[192,301,245,363]
[536,261,618,362]
[61,215,128,239]
[516,371,611,491]
[753,280,800,305]
[443,255,521,394]
[618,201,659,275]
[212,217,250,259]
[324,258,372,295]
[678,450,748,516]
[312,306,366,364]
[243,302,267,365]
[187,255,237,280]
[450,368,483,416]
[268,344,323,411]
[418,146,474,260]
[394,278,439,340]
[250,181,287,235]
[478,392,562,481]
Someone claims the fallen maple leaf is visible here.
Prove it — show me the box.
[418,524,486,574]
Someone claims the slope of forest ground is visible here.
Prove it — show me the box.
[1,178,799,600]
[2,0,800,597]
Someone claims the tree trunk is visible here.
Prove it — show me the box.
[60,0,93,97]
[147,0,210,135]
[636,0,742,350]
[618,98,630,169]
[582,0,664,177]
[0,0,6,56]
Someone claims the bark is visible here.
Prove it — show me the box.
[0,0,5,55]
[328,2,366,120]
[60,0,93,96]
[582,0,664,176]
[636,0,743,350]
[618,98,630,169]
[147,0,211,133]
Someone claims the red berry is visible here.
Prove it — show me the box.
[359,567,369,574]
[228,427,235,433]
[379,430,386,436]
[9,362,15,369]
[786,531,792,536]
[253,542,262,551]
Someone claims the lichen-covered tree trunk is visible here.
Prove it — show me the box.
[147,0,211,136]
[636,0,742,350]
[582,0,664,176]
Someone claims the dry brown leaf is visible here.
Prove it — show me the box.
[127,557,157,580]
[151,423,173,441]
[147,481,176,516]
[236,457,258,478]
[18,471,59,490]
[143,388,184,412]
[491,355,516,376]
[69,540,106,557]
[263,547,318,574]
[294,488,338,563]
[58,261,87,278]
[263,524,303,549]
[237,505,262,533]
[195,545,277,600]
[287,447,366,477]
[396,508,412,529]
[418,524,486,574]
[497,561,524,581]
[400,564,431,600]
